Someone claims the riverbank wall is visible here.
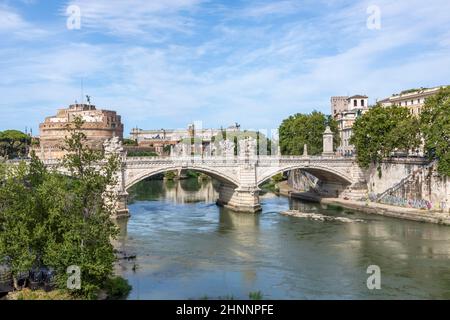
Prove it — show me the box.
[365,159,449,213]
[282,158,450,225]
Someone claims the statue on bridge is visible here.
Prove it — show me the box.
[218,139,235,157]
[238,137,257,158]
[172,142,191,157]
[103,136,124,156]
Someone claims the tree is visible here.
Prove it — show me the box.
[0,130,31,159]
[420,87,450,176]
[42,117,120,298]
[279,111,339,155]
[350,104,421,174]
[0,117,124,299]
[0,156,52,289]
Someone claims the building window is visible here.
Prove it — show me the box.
[361,99,365,107]
[354,100,357,107]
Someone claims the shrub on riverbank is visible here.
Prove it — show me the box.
[260,173,285,193]
[260,181,280,193]
[249,291,263,300]
[6,289,73,300]
[104,276,132,300]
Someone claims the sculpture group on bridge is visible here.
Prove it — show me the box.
[170,136,259,158]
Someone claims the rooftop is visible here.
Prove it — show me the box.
[348,95,368,99]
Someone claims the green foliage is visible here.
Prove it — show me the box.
[0,116,121,299]
[279,111,339,155]
[0,158,49,284]
[400,88,427,95]
[163,144,172,154]
[122,139,137,146]
[350,105,421,173]
[249,291,263,300]
[127,150,159,157]
[271,173,285,183]
[186,170,200,178]
[260,180,280,193]
[420,87,450,176]
[104,276,132,300]
[0,130,31,159]
[164,171,177,180]
[8,288,73,300]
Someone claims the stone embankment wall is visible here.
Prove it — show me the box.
[287,170,316,192]
[366,160,449,213]
[287,159,450,214]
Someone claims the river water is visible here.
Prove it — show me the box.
[115,178,450,300]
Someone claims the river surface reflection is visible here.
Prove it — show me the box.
[115,178,450,300]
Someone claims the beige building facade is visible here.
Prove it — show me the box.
[331,95,369,156]
[34,104,124,160]
[378,86,448,116]
[130,124,241,155]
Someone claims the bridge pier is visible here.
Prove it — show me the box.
[115,191,130,219]
[216,183,262,213]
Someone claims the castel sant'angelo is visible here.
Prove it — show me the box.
[33,103,124,160]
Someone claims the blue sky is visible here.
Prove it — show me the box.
[1,0,450,136]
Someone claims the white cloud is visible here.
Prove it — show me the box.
[0,4,46,39]
[64,0,202,38]
[238,0,302,18]
[1,0,450,133]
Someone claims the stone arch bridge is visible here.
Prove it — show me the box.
[110,154,366,217]
[39,131,367,218]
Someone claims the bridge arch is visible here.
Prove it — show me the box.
[257,164,353,187]
[124,165,239,191]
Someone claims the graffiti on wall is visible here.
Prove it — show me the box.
[378,195,445,210]
[380,196,432,210]
[366,191,448,211]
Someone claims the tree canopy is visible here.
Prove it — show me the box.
[0,130,31,159]
[350,105,421,172]
[420,87,450,176]
[279,111,339,156]
[0,117,125,299]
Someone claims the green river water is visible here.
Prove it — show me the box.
[114,178,450,300]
